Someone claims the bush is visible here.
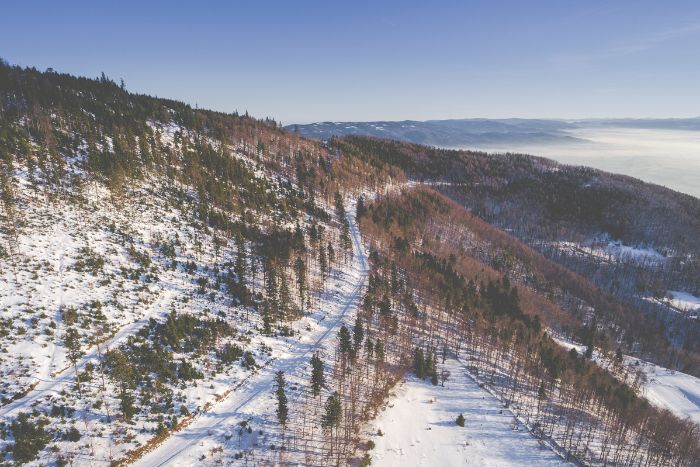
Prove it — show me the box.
[456,413,465,427]
[66,426,81,442]
[11,412,50,463]
[242,351,256,369]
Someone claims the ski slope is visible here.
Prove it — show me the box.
[369,357,569,466]
[133,202,368,466]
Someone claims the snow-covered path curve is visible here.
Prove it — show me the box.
[132,202,368,466]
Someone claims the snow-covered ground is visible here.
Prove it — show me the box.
[368,357,568,467]
[637,359,700,425]
[133,201,368,466]
[665,291,700,312]
[552,336,700,426]
[555,240,667,264]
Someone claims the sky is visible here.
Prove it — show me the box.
[2,1,700,123]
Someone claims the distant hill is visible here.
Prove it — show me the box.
[287,117,700,147]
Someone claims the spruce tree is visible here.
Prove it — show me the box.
[353,317,364,355]
[294,256,306,311]
[64,326,84,396]
[234,234,247,287]
[414,347,425,379]
[322,391,342,429]
[319,245,328,283]
[338,325,353,364]
[310,353,325,397]
[274,371,288,429]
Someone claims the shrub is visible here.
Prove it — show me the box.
[11,412,50,463]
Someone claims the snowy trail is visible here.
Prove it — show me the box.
[133,203,368,467]
[0,288,175,419]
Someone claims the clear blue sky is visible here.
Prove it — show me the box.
[2,1,700,123]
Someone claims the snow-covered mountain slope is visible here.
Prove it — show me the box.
[553,336,700,427]
[370,357,569,467]
[2,62,699,467]
[134,203,368,466]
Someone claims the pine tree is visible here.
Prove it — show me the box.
[265,259,279,317]
[319,245,328,284]
[327,241,335,269]
[64,326,84,396]
[322,391,343,459]
[262,302,272,335]
[352,317,364,356]
[105,349,136,420]
[414,347,425,379]
[274,371,288,429]
[338,325,353,365]
[294,256,306,312]
[322,391,342,428]
[356,196,366,219]
[375,340,384,364]
[279,275,293,320]
[310,353,325,397]
[234,234,247,287]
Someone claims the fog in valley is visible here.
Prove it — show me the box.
[472,127,700,198]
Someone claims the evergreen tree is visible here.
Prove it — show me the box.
[64,326,84,395]
[375,340,384,364]
[265,259,279,317]
[353,317,364,355]
[319,245,328,283]
[234,234,247,286]
[279,275,293,320]
[105,349,136,420]
[310,353,325,397]
[414,347,425,379]
[294,256,306,311]
[10,412,50,463]
[274,371,288,429]
[327,241,335,269]
[322,391,342,429]
[356,195,366,219]
[262,302,272,335]
[338,325,353,364]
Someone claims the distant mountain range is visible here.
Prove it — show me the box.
[286,117,700,147]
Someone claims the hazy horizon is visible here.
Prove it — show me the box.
[462,126,700,198]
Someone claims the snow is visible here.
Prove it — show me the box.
[0,123,361,464]
[555,240,666,264]
[551,336,700,426]
[132,199,369,466]
[369,357,568,466]
[666,291,700,312]
[639,360,700,425]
